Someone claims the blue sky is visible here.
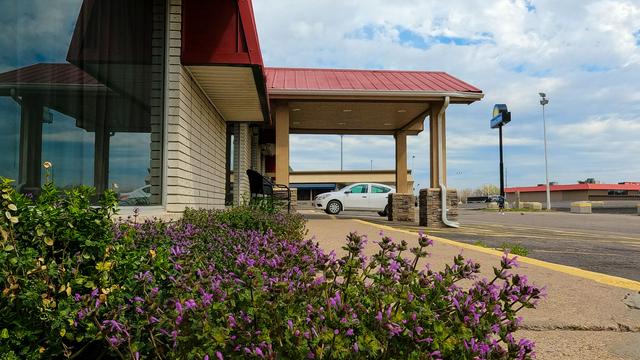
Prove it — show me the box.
[253,0,640,190]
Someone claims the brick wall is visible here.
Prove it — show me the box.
[165,0,227,213]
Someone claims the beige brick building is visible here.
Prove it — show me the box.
[0,0,482,226]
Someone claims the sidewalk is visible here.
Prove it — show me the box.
[303,214,640,360]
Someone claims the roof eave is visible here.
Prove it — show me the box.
[268,89,484,104]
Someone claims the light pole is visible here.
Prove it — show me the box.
[539,93,551,210]
[340,135,344,171]
[490,104,511,198]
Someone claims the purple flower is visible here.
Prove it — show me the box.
[184,299,197,311]
[228,315,237,328]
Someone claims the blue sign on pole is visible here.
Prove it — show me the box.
[490,104,511,129]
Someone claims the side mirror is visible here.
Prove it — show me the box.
[344,190,352,194]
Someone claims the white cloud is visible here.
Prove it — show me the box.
[255,0,640,189]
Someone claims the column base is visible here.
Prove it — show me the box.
[387,193,416,222]
[273,188,297,212]
[419,188,459,228]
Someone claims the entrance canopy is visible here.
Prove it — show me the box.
[264,67,483,194]
[265,67,482,135]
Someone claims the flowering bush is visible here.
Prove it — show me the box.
[0,179,544,359]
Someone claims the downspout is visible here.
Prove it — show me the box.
[437,96,459,228]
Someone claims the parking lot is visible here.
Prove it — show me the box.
[302,208,640,281]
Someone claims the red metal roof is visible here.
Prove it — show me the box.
[265,67,482,93]
[506,183,640,193]
[0,63,101,87]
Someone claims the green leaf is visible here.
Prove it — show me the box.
[0,328,8,339]
[4,245,14,251]
[4,211,10,220]
[36,228,44,237]
[7,204,17,211]
[95,261,113,271]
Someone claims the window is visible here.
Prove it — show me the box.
[0,0,165,206]
[608,190,628,196]
[372,185,391,193]
[349,184,369,194]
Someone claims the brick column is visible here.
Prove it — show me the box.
[419,188,458,228]
[275,103,290,186]
[387,193,416,222]
[395,131,408,193]
[233,123,251,205]
[273,188,297,212]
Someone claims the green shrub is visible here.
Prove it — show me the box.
[0,178,118,358]
[182,206,307,242]
[1,179,542,359]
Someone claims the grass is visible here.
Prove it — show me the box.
[499,242,529,257]
[472,240,529,257]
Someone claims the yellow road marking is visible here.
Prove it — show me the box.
[352,219,640,292]
[464,222,640,241]
[428,223,640,243]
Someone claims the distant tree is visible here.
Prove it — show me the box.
[474,184,499,196]
[458,188,474,203]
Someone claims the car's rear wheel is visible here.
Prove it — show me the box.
[326,200,342,215]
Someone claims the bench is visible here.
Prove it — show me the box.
[246,169,291,213]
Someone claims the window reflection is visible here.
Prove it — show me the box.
[0,0,165,206]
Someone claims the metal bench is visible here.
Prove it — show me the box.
[246,169,291,213]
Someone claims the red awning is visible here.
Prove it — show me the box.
[265,67,482,103]
[0,63,101,88]
[181,0,269,122]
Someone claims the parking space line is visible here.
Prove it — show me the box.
[353,219,640,292]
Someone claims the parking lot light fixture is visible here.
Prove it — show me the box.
[539,93,551,210]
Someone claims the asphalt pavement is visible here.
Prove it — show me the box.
[304,208,640,281]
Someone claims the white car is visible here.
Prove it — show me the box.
[313,183,395,216]
[118,185,151,206]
